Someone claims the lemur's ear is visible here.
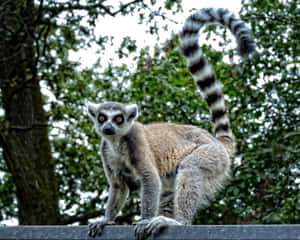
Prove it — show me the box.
[126,104,139,121]
[87,102,99,121]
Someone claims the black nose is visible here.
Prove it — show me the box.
[103,125,116,135]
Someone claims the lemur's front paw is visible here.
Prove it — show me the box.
[134,217,182,240]
[88,220,115,237]
[145,216,182,236]
[133,219,151,240]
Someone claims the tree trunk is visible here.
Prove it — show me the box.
[0,0,60,224]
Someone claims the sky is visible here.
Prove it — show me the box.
[69,0,242,70]
[0,0,242,226]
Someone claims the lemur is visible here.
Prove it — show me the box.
[87,8,255,240]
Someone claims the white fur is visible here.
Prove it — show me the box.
[179,35,200,48]
[222,12,233,25]
[87,102,100,120]
[230,19,243,32]
[185,48,203,65]
[215,115,229,125]
[201,81,223,96]
[209,101,226,112]
[192,64,213,81]
[183,20,201,32]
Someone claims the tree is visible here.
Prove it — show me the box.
[0,0,183,225]
[0,0,299,225]
[0,0,59,224]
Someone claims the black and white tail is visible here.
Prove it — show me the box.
[179,8,255,148]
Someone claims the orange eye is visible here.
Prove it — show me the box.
[98,115,106,123]
[115,116,124,124]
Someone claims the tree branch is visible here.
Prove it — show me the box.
[110,0,144,17]
[143,4,180,24]
[42,0,144,18]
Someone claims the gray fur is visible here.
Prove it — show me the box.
[87,102,231,239]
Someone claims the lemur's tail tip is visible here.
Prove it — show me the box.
[237,37,256,57]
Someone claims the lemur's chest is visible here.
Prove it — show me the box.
[101,140,131,171]
[101,140,140,191]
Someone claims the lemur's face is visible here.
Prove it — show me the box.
[88,102,138,137]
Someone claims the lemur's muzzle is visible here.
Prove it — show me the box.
[103,123,116,135]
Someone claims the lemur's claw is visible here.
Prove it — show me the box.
[134,219,151,240]
[133,217,181,240]
[88,220,115,237]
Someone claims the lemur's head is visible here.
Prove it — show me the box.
[87,101,139,137]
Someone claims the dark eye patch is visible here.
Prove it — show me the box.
[98,114,107,124]
[113,114,124,125]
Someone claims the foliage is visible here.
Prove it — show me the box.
[0,0,299,224]
[193,0,300,224]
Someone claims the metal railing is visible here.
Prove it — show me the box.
[0,225,300,240]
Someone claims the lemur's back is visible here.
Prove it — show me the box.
[143,122,226,174]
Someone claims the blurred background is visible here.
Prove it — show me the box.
[0,0,299,226]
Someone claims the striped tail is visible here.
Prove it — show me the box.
[179,8,255,154]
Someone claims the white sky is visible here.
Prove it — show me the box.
[69,0,242,69]
[1,0,242,226]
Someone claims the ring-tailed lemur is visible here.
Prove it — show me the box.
[87,8,255,240]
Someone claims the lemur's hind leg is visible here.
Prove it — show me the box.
[142,143,230,235]
[175,143,230,224]
[159,191,175,218]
